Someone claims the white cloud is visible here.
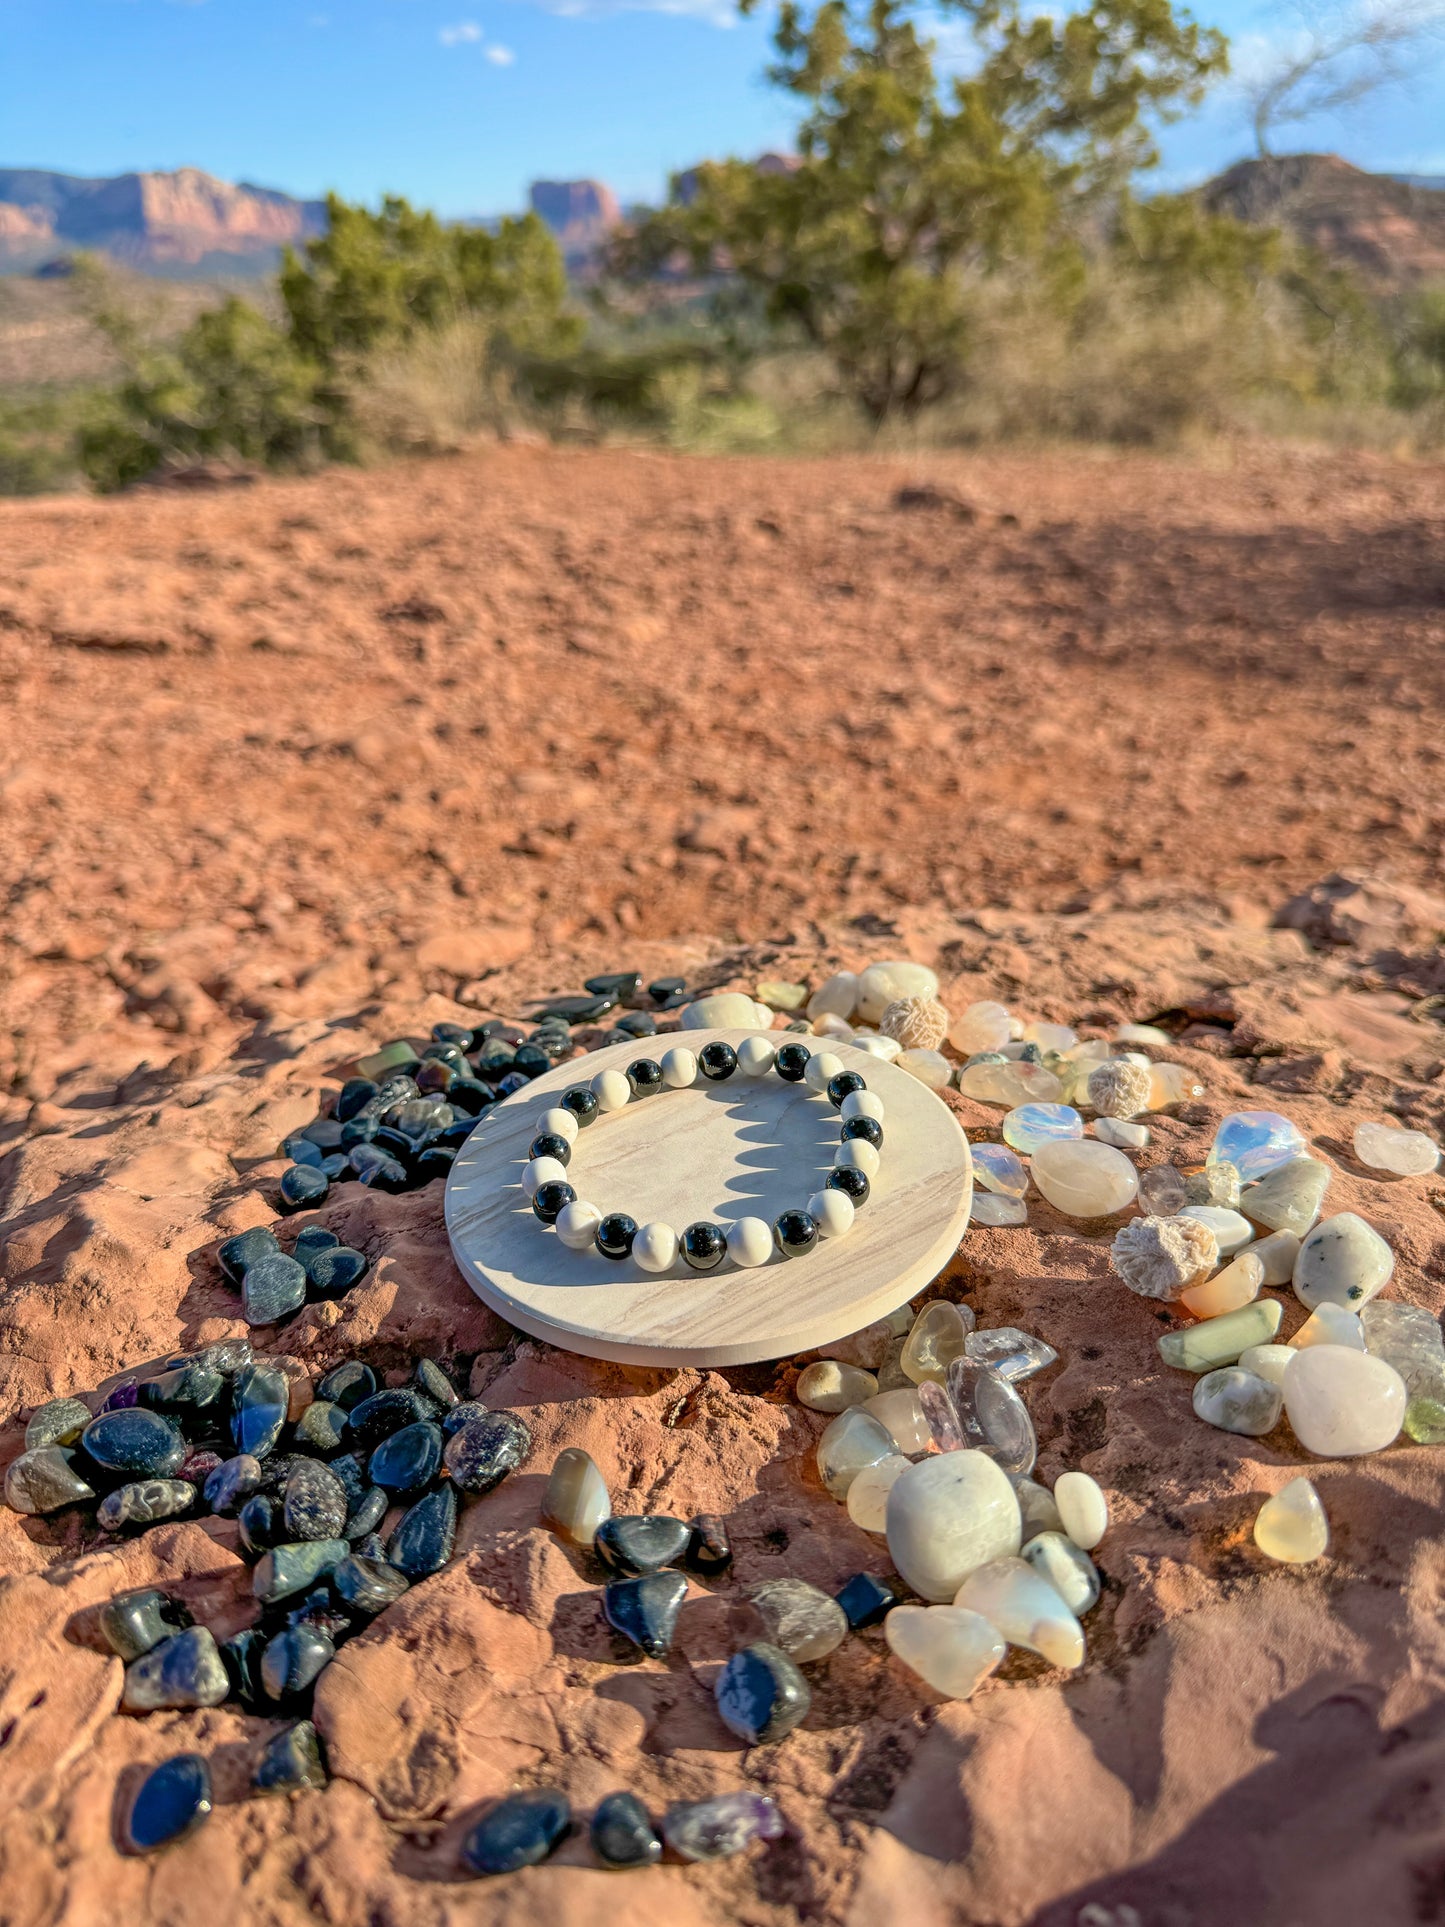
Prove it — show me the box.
[439,20,484,45]
[537,0,738,24]
[484,42,516,62]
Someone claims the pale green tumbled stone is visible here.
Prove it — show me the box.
[1158,1298,1283,1372]
[1192,1366,1283,1436]
[1239,1156,1331,1237]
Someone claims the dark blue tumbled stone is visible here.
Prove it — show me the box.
[496,1071,529,1098]
[280,1165,329,1212]
[284,1585,352,1642]
[353,1530,388,1562]
[591,1789,662,1868]
[332,1553,410,1616]
[222,1627,267,1707]
[326,1450,368,1505]
[305,1245,369,1299]
[121,1627,230,1711]
[344,1484,389,1541]
[446,1078,493,1117]
[339,1115,380,1149]
[299,1117,345,1151]
[218,1225,280,1284]
[648,977,685,1003]
[594,1514,692,1577]
[141,1360,226,1424]
[321,1152,350,1179]
[80,1408,186,1479]
[260,1625,334,1704]
[316,1362,377,1412]
[242,1251,308,1326]
[346,1386,427,1450]
[124,1753,212,1854]
[253,1538,349,1604]
[369,1420,443,1495]
[283,1459,348,1541]
[197,1335,253,1377]
[387,1483,456,1580]
[714,1642,811,1744]
[98,1587,192,1661]
[336,1078,379,1123]
[414,1146,456,1184]
[687,1514,732,1576]
[432,1021,474,1049]
[237,1493,280,1558]
[354,1151,410,1193]
[284,1136,325,1170]
[586,971,641,998]
[293,1225,339,1261]
[602,1570,688,1658]
[614,1009,657,1038]
[204,1453,262,1516]
[461,1789,570,1876]
[442,1411,531,1495]
[440,1398,488,1438]
[254,1719,328,1794]
[231,1364,289,1457]
[413,1358,458,1408]
[834,1571,899,1629]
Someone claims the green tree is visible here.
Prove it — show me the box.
[618,0,1228,420]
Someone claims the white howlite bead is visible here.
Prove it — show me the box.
[633,1222,678,1273]
[840,1089,885,1125]
[837,1138,881,1177]
[659,1046,698,1088]
[556,1200,603,1250]
[539,1106,578,1145]
[727,1217,774,1268]
[804,1050,846,1094]
[591,1068,632,1113]
[808,1189,856,1238]
[736,1035,777,1078]
[523,1156,567,1198]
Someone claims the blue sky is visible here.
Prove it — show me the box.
[0,0,1441,215]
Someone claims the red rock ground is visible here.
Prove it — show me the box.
[0,444,1443,1927]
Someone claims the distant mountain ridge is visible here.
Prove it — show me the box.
[1202,154,1445,287]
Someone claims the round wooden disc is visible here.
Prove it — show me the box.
[445,1029,972,1367]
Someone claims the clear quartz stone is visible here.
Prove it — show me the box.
[917,1378,965,1452]
[1354,1121,1440,1176]
[1282,1347,1406,1455]
[1148,1062,1205,1110]
[1185,1162,1242,1209]
[953,1555,1085,1669]
[964,1327,1059,1384]
[1002,1104,1083,1154]
[885,1603,1006,1699]
[1138,1164,1188,1215]
[1023,1531,1101,1615]
[1361,1301,1445,1400]
[747,1578,848,1661]
[957,1061,1064,1107]
[1030,1139,1139,1218]
[971,1143,1028,1197]
[900,1302,974,1384]
[816,1408,895,1498]
[1209,1110,1308,1182]
[1254,1477,1328,1563]
[897,1048,952,1090]
[863,1389,932,1453]
[944,1358,1037,1475]
[845,1452,911,1530]
[971,1195,1028,1227]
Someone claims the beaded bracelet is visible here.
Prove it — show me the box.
[519,1038,885,1273]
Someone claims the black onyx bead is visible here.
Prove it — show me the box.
[841,1115,884,1149]
[835,1571,900,1628]
[461,1788,571,1877]
[533,1180,576,1225]
[774,1041,811,1082]
[773,1209,818,1257]
[279,1165,328,1212]
[591,1790,662,1869]
[827,1070,867,1109]
[625,1058,663,1097]
[698,1041,738,1082]
[827,1165,871,1205]
[124,1753,212,1854]
[529,1132,572,1167]
[561,1086,599,1127]
[681,1221,727,1272]
[595,1213,637,1261]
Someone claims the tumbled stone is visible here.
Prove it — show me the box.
[1031,1139,1138,1218]
[958,1061,1064,1108]
[949,1001,1012,1054]
[261,1625,334,1703]
[971,1143,1028,1198]
[388,1484,456,1579]
[1237,1343,1296,1389]
[5,1445,95,1515]
[1254,1229,1302,1285]
[283,1460,349,1541]
[964,1327,1058,1384]
[124,1754,212,1854]
[1011,1473,1065,1543]
[1289,1303,1366,1351]
[1239,1156,1331,1237]
[237,1493,279,1558]
[863,1388,932,1453]
[945,1359,1036,1474]
[591,1790,662,1868]
[900,1302,973,1385]
[796,1360,878,1412]
[1294,1212,1395,1311]
[1193,1367,1283,1436]
[971,1194,1029,1226]
[221,1627,267,1708]
[254,1720,328,1794]
[816,1407,896,1498]
[1185,1162,1242,1209]
[218,1225,280,1285]
[1094,1116,1149,1149]
[441,1399,490,1438]
[444,1411,531,1494]
[242,1251,308,1326]
[1002,1104,1083,1154]
[294,1399,348,1456]
[680,992,769,1030]
[1283,1347,1406,1455]
[917,1379,964,1453]
[856,960,938,1025]
[460,1789,573,1876]
[954,1555,1085,1668]
[1138,1164,1188,1216]
[542,1447,611,1546]
[1023,1531,1100,1615]
[1178,1250,1265,1320]
[835,1571,899,1627]
[747,1578,848,1662]
[99,1588,191,1661]
[1254,1476,1329,1562]
[305,1246,370,1298]
[332,1553,410,1616]
[603,1569,689,1657]
[687,1514,733,1574]
[81,1408,186,1480]
[1178,1205,1255,1257]
[715,1642,811,1744]
[885,1451,1022,1602]
[1354,1120,1440,1177]
[595,1514,692,1576]
[122,1627,230,1711]
[253,1538,350,1604]
[1210,1110,1307,1182]
[757,979,808,1011]
[369,1421,443,1496]
[316,1361,377,1411]
[98,1478,195,1532]
[897,1047,952,1089]
[345,1387,428,1450]
[885,1603,1006,1698]
[232,1365,289,1458]
[663,1791,784,1862]
[1158,1297,1282,1370]
[1147,1063,1205,1109]
[807,971,858,1022]
[1086,1060,1153,1120]
[1361,1300,1445,1400]
[1053,1471,1108,1549]
[25,1396,93,1451]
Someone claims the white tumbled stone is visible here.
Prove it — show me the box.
[1023,1531,1101,1615]
[1289,1302,1366,1351]
[539,1106,578,1144]
[522,1155,567,1198]
[1253,1229,1302,1286]
[736,1034,776,1078]
[1354,1120,1440,1177]
[1238,1343,1296,1389]
[1283,1346,1406,1456]
[808,972,859,1022]
[885,1451,1022,1602]
[796,1360,877,1412]
[1031,1140,1139,1219]
[1054,1471,1109,1549]
[856,961,939,1025]
[817,1407,895,1497]
[897,1048,952,1090]
[949,1001,1013,1055]
[1239,1156,1331,1237]
[864,1388,932,1454]
[659,1046,698,1088]
[846,1452,911,1531]
[591,1068,632,1113]
[812,1011,855,1043]
[804,1050,845,1094]
[954,1556,1085,1669]
[851,1032,902,1061]
[1094,1115,1150,1149]
[1192,1366,1283,1435]
[555,1200,603,1250]
[1293,1212,1395,1312]
[885,1604,1006,1700]
[1254,1476,1329,1563]
[680,992,768,1030]
[726,1216,774,1269]
[808,1188,856,1239]
[970,1193,1028,1227]
[632,1222,678,1274]
[1178,1205,1254,1256]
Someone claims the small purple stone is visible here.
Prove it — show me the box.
[661,1791,784,1862]
[102,1380,140,1412]
[917,1378,964,1452]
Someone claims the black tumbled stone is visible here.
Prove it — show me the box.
[242,1251,308,1326]
[345,1387,427,1450]
[613,1009,656,1038]
[681,1221,727,1272]
[283,1460,349,1541]
[413,1358,458,1409]
[698,1041,738,1081]
[773,1209,819,1257]
[443,1411,531,1496]
[648,977,685,1003]
[260,1625,334,1704]
[586,971,641,998]
[595,1514,692,1577]
[591,1789,662,1868]
[369,1420,443,1496]
[222,1626,267,1707]
[317,1361,377,1412]
[253,1538,350,1604]
[462,1788,570,1877]
[218,1225,279,1284]
[80,1408,186,1480]
[595,1213,637,1261]
[121,1627,230,1711]
[293,1225,340,1262]
[415,1146,456,1184]
[687,1513,733,1576]
[774,1041,811,1082]
[512,1042,554,1079]
[447,1077,494,1117]
[231,1364,289,1456]
[124,1753,212,1854]
[254,1720,328,1794]
[336,1078,379,1123]
[237,1492,280,1558]
[98,1587,192,1662]
[141,1360,226,1425]
[387,1483,456,1580]
[354,1151,409,1193]
[332,1553,410,1616]
[827,1165,870,1205]
[204,1453,262,1515]
[284,1585,352,1643]
[835,1571,899,1628]
[441,1398,489,1437]
[714,1641,812,1744]
[603,1570,689,1658]
[280,1165,329,1212]
[344,1485,389,1541]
